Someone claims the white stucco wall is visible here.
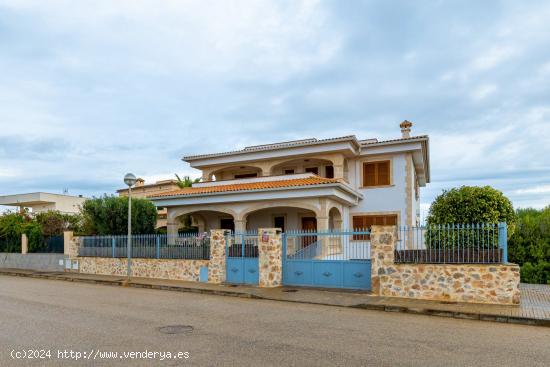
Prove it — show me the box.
[348,153,408,226]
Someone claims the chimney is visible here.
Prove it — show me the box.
[135,178,145,187]
[400,120,413,138]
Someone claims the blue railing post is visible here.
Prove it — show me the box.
[156,236,161,259]
[498,222,508,263]
[112,237,116,258]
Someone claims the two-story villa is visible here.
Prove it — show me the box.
[149,121,429,235]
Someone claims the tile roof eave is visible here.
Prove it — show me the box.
[149,182,362,201]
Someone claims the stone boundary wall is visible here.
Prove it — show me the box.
[371,225,521,305]
[79,257,209,282]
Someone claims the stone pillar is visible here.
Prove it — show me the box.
[208,229,228,284]
[63,231,74,255]
[258,228,283,288]
[370,225,397,295]
[21,234,28,254]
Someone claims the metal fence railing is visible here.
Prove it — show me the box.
[284,229,371,261]
[395,223,508,264]
[29,235,64,254]
[0,237,21,253]
[79,232,210,260]
[228,231,259,258]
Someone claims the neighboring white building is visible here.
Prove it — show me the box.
[149,121,430,234]
[0,192,86,214]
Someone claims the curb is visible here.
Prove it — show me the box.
[1,271,548,328]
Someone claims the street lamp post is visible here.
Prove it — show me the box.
[124,173,137,282]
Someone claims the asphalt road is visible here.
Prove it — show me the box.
[0,276,549,367]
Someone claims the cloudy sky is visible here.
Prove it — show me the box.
[0,0,549,217]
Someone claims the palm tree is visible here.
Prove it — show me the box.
[174,174,201,232]
[175,174,200,189]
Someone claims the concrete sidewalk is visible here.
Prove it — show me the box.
[1,268,549,327]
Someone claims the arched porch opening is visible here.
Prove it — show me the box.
[329,207,343,231]
[243,206,318,232]
[167,207,238,238]
[269,158,334,177]
[209,165,263,181]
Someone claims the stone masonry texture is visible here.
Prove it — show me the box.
[370,225,521,305]
[208,229,227,284]
[78,257,208,281]
[258,228,283,288]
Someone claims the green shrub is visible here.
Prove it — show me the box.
[81,195,158,235]
[425,186,515,250]
[509,207,550,284]
[23,221,43,252]
[0,212,27,252]
[34,210,82,236]
[427,186,516,229]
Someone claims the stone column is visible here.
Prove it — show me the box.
[317,215,329,257]
[167,221,178,244]
[258,228,283,288]
[370,225,397,295]
[21,234,28,254]
[63,231,74,255]
[234,219,246,233]
[208,229,228,284]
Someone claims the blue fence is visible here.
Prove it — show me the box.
[284,229,371,260]
[79,232,210,260]
[395,222,508,264]
[29,235,64,254]
[227,230,259,258]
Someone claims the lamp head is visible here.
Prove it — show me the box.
[124,173,137,187]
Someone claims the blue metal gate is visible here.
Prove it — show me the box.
[283,230,371,290]
[226,231,259,285]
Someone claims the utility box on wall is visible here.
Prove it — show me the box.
[199,266,208,282]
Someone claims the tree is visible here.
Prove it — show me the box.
[34,210,81,236]
[175,174,200,189]
[174,174,201,232]
[80,195,158,235]
[0,211,27,252]
[426,186,516,229]
[508,206,550,284]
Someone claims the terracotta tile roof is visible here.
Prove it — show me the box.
[183,136,359,160]
[148,176,341,198]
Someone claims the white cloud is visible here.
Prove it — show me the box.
[471,84,498,101]
[514,185,550,195]
[471,46,518,71]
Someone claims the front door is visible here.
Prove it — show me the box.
[301,217,317,247]
[220,218,235,232]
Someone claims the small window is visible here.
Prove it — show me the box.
[362,161,390,187]
[305,167,319,175]
[220,218,235,232]
[284,169,295,175]
[234,173,258,179]
[325,165,334,178]
[352,214,397,240]
[274,216,285,232]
